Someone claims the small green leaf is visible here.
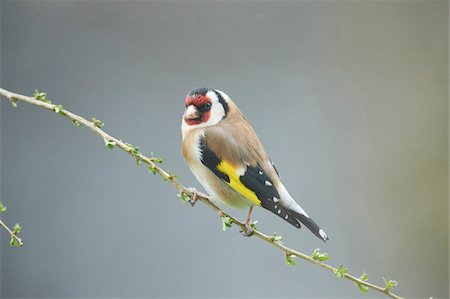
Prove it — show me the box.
[250,220,258,230]
[135,159,141,166]
[53,105,65,115]
[104,139,116,149]
[153,158,163,164]
[34,89,52,103]
[285,253,296,266]
[91,118,104,128]
[334,264,348,278]
[355,271,369,293]
[221,216,233,231]
[165,172,178,181]
[312,248,329,261]
[357,284,369,294]
[0,202,7,213]
[382,278,398,290]
[10,237,21,247]
[13,223,22,235]
[127,145,140,157]
[270,233,283,244]
[9,99,18,108]
[148,166,157,174]
[72,119,81,127]
[178,191,190,204]
[34,89,46,100]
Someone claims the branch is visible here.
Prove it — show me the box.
[0,202,23,247]
[0,87,403,299]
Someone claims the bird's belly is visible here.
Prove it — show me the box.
[190,162,253,209]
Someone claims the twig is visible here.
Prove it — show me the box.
[0,87,403,299]
[0,214,23,247]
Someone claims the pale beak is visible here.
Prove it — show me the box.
[184,105,199,120]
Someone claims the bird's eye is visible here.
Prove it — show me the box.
[196,102,212,113]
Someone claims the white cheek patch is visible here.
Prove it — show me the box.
[204,102,225,126]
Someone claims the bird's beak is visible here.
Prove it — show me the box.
[184,105,200,120]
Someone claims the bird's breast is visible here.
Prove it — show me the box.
[181,129,252,209]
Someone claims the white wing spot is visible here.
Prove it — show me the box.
[273,197,279,203]
[265,181,272,187]
[285,215,289,219]
[274,205,278,209]
[259,171,263,175]
[319,229,328,240]
[278,209,282,214]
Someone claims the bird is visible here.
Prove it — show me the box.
[181,87,328,241]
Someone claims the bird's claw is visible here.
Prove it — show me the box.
[187,187,199,207]
[240,224,254,237]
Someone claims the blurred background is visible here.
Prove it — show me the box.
[0,1,448,298]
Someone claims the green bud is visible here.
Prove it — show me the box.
[53,105,66,115]
[285,254,296,266]
[165,172,178,181]
[34,89,52,103]
[334,264,348,278]
[178,192,190,204]
[9,99,18,108]
[13,223,22,234]
[91,118,104,128]
[382,278,398,290]
[355,272,369,293]
[104,139,116,149]
[0,202,6,213]
[312,248,329,261]
[250,220,258,230]
[148,166,157,174]
[153,158,163,164]
[10,237,21,247]
[270,233,283,244]
[221,216,233,231]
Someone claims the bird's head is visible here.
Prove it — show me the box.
[182,87,229,129]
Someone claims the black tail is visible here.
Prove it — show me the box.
[289,210,329,242]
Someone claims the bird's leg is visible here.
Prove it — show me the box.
[240,206,254,237]
[187,187,199,207]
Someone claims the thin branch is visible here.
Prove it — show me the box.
[0,203,23,247]
[0,87,403,299]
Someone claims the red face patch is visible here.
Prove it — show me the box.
[185,94,210,107]
[184,94,212,125]
[184,110,211,126]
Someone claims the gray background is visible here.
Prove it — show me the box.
[0,1,448,298]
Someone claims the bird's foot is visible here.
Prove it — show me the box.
[187,187,199,207]
[240,223,254,237]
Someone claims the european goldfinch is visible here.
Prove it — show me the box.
[181,87,329,241]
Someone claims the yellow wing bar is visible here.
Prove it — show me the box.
[217,160,262,206]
